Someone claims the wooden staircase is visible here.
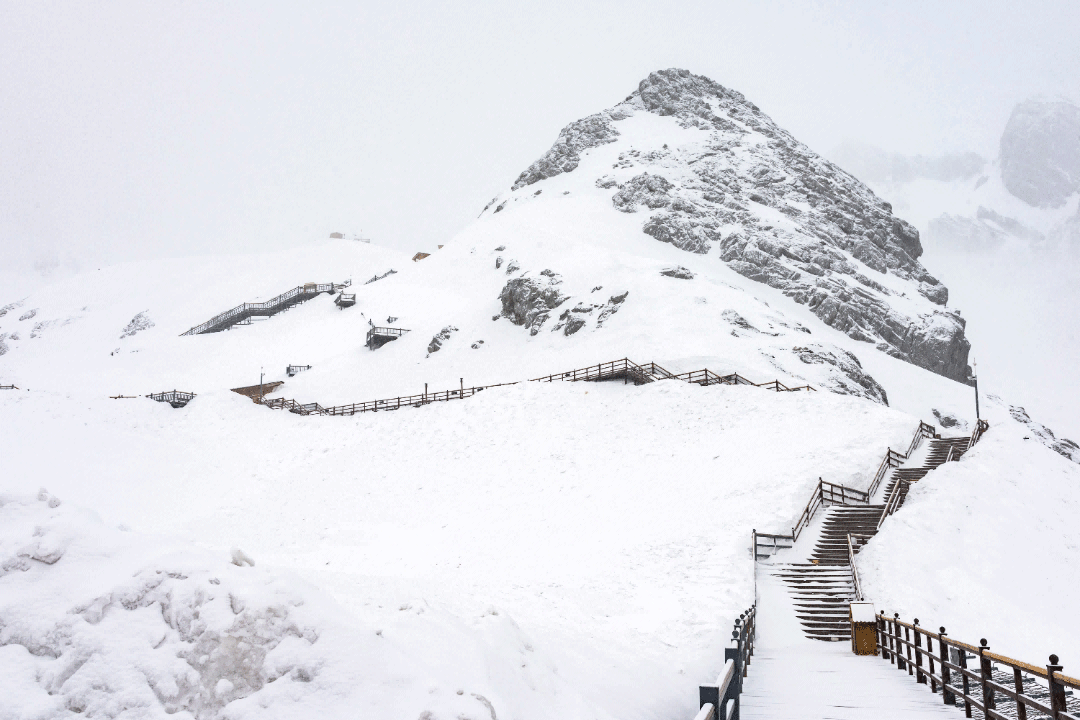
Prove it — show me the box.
[180,282,345,336]
[774,505,883,642]
[880,436,973,515]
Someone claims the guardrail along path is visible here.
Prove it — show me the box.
[180,282,346,336]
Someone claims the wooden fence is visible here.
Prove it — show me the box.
[753,477,870,560]
[877,613,1080,719]
[694,604,757,720]
[180,282,340,336]
[0,384,17,390]
[256,357,818,417]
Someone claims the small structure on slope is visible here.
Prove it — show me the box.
[335,293,356,309]
[146,390,196,408]
[412,252,430,262]
[230,381,284,402]
[286,365,311,377]
[366,326,410,350]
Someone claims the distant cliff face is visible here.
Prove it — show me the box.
[501,68,971,382]
[1001,99,1080,209]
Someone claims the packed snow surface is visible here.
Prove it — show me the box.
[3,69,1078,718]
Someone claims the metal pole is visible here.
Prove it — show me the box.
[970,361,980,420]
[260,368,264,404]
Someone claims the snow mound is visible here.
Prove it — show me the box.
[0,490,602,720]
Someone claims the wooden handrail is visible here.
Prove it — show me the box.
[180,283,338,336]
[257,358,819,418]
[693,603,756,720]
[877,612,1080,719]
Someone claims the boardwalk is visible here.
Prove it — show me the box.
[741,525,958,719]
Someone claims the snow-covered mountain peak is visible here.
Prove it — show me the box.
[487,69,971,381]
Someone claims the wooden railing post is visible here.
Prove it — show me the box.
[927,630,938,693]
[905,622,914,675]
[734,622,744,688]
[894,614,907,671]
[914,619,925,684]
[1048,655,1067,718]
[1013,667,1026,720]
[940,627,955,706]
[977,639,996,716]
[878,614,889,660]
[959,645,972,718]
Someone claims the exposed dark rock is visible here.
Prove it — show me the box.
[512,113,620,190]
[495,245,506,251]
[722,309,756,332]
[19,309,37,321]
[643,213,719,254]
[427,326,458,354]
[1009,405,1080,464]
[932,409,961,429]
[794,344,889,405]
[554,301,599,336]
[120,311,154,339]
[498,274,568,335]
[596,292,628,327]
[660,266,695,279]
[0,301,23,318]
[596,175,619,189]
[509,67,971,381]
[1000,99,1080,208]
[495,257,503,269]
[612,173,675,212]
[505,260,520,275]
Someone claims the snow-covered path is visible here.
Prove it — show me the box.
[740,570,957,719]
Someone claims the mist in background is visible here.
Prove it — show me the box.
[2,0,1079,434]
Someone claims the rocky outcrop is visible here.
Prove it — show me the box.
[507,68,971,381]
[794,344,888,405]
[660,266,695,279]
[1009,405,1080,464]
[498,271,568,335]
[427,326,458,354]
[512,113,620,190]
[1000,99,1080,208]
[552,291,628,335]
[120,311,154,339]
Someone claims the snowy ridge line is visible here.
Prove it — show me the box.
[257,357,817,417]
[179,281,348,336]
[877,613,1080,719]
[694,603,757,720]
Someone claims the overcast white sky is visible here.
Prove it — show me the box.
[1,0,1078,278]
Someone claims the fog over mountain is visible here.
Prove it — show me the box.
[828,97,1080,439]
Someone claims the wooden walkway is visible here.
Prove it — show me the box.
[741,568,959,718]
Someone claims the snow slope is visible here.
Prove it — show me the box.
[2,69,1078,718]
[3,380,918,719]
